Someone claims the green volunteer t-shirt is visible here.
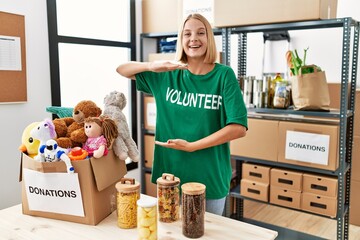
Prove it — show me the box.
[136,63,247,199]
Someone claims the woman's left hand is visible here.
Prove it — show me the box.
[155,139,195,152]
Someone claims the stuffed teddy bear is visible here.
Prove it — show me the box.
[103,91,140,162]
[55,100,102,149]
[83,116,118,158]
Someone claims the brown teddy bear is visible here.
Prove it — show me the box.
[55,100,102,148]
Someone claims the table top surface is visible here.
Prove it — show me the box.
[0,202,278,240]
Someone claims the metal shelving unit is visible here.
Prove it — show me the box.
[138,18,359,239]
[225,18,359,240]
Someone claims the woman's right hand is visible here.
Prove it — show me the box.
[149,60,188,72]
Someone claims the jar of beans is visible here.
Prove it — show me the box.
[181,182,206,238]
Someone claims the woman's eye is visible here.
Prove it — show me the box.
[184,33,190,37]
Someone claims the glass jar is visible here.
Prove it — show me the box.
[273,81,290,109]
[137,196,157,240]
[156,173,180,223]
[181,182,206,238]
[115,178,140,229]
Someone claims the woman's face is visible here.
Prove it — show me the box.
[182,18,208,60]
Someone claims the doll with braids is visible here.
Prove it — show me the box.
[83,115,118,158]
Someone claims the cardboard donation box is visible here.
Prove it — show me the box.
[230,119,279,162]
[278,121,339,171]
[179,0,337,28]
[20,150,127,225]
[142,0,180,33]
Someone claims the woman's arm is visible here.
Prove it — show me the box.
[155,123,246,152]
[116,61,150,80]
[116,61,188,80]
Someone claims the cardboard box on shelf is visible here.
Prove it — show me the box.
[270,168,303,191]
[328,84,360,136]
[145,172,157,197]
[240,179,269,202]
[303,173,338,197]
[230,118,279,162]
[148,53,176,62]
[20,150,127,225]
[350,180,360,226]
[144,95,156,131]
[178,0,337,28]
[144,134,155,168]
[278,121,339,171]
[352,136,360,182]
[142,0,180,33]
[242,163,271,184]
[301,192,337,218]
[270,186,301,210]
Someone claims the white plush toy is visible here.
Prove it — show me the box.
[103,91,140,162]
[40,139,74,174]
[30,119,57,162]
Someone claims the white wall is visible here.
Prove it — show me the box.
[0,0,52,209]
[0,0,359,210]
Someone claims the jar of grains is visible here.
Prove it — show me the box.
[137,196,157,240]
[115,178,140,229]
[156,173,180,223]
[181,182,206,238]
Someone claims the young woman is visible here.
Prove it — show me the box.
[116,13,248,215]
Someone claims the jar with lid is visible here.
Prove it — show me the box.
[115,178,140,229]
[156,173,180,223]
[137,196,157,240]
[181,182,206,238]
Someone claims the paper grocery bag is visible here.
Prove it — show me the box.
[291,68,330,111]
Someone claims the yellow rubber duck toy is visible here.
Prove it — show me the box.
[19,122,41,158]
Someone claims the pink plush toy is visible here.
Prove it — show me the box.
[83,116,118,159]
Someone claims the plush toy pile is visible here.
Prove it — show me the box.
[19,91,140,173]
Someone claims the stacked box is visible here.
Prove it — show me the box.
[240,163,270,202]
[270,168,302,209]
[301,173,338,218]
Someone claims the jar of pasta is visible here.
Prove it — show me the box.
[115,178,140,229]
[137,196,157,240]
[156,173,180,223]
[181,182,206,238]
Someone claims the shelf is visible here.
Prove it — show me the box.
[143,129,155,135]
[229,184,346,220]
[230,18,357,33]
[140,28,224,39]
[248,107,352,119]
[231,156,350,177]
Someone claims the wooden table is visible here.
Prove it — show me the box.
[0,204,277,240]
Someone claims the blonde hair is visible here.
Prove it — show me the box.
[84,116,118,147]
[176,13,217,64]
